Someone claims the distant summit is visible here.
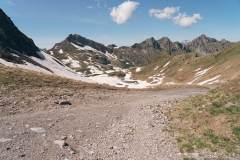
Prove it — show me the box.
[66,34,111,53]
[188,34,231,55]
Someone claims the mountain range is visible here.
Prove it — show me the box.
[0,8,239,88]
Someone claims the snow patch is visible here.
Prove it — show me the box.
[163,61,170,68]
[88,65,104,75]
[159,69,165,73]
[58,49,63,54]
[187,66,213,85]
[71,42,100,53]
[83,61,89,65]
[106,52,118,60]
[195,67,212,77]
[154,66,159,71]
[198,75,221,85]
[89,70,166,89]
[148,72,165,85]
[62,56,81,68]
[135,67,142,73]
[195,68,201,72]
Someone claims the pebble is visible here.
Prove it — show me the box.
[48,123,55,127]
[68,135,74,139]
[59,100,72,105]
[76,129,83,133]
[19,154,26,158]
[54,140,67,149]
[61,136,67,140]
[30,127,46,133]
[0,138,12,143]
[68,147,76,154]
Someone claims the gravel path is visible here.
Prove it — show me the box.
[0,88,207,160]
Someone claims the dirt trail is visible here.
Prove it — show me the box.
[0,88,207,160]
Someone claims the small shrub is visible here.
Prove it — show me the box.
[204,129,220,144]
[226,105,240,114]
[233,127,240,141]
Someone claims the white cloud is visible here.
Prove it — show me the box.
[149,7,180,20]
[149,6,202,27]
[173,13,202,27]
[110,1,139,24]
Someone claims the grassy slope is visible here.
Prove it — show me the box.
[170,77,240,158]
[134,44,240,85]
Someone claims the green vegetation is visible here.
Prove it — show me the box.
[170,76,240,156]
[233,127,240,141]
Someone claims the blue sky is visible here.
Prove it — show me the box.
[1,0,240,48]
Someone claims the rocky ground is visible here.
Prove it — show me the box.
[0,86,207,160]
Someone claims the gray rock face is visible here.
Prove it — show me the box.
[107,44,118,52]
[0,9,40,62]
[113,35,233,66]
[187,34,231,55]
[113,37,162,67]
[132,37,160,49]
[113,44,162,67]
[66,34,111,53]
[113,37,188,66]
[158,37,189,55]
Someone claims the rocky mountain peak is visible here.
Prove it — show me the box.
[193,34,217,44]
[220,39,230,43]
[158,37,188,55]
[145,37,159,47]
[107,44,118,52]
[158,37,171,43]
[132,37,160,49]
[66,34,111,53]
[0,9,40,59]
[199,34,207,38]
[66,34,84,43]
[158,37,172,48]
[188,34,231,55]
[146,37,156,42]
